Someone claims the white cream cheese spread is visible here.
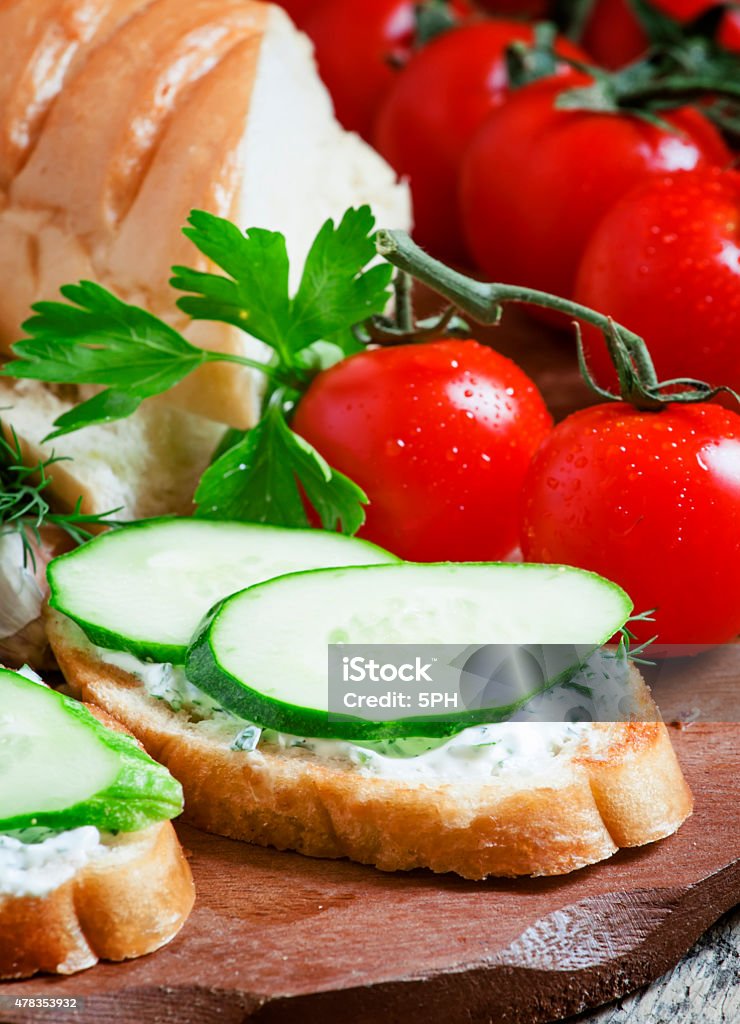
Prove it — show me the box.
[79,623,634,782]
[0,826,103,899]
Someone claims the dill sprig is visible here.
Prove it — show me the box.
[612,610,659,667]
[0,423,118,569]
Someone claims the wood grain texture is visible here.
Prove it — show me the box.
[573,905,740,1023]
[1,721,738,1024]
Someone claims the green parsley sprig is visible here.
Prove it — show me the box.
[0,425,117,568]
[1,207,393,535]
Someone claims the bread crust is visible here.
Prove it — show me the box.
[47,610,694,880]
[0,820,194,980]
[0,690,195,979]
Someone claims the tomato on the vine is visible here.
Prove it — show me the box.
[575,168,740,395]
[719,7,740,51]
[292,340,553,562]
[460,78,729,315]
[304,0,415,139]
[304,0,472,139]
[374,21,586,263]
[581,0,648,69]
[521,403,740,647]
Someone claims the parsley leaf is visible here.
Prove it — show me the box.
[289,207,394,352]
[172,216,293,361]
[3,207,389,444]
[194,395,367,535]
[173,206,392,360]
[1,207,387,536]
[2,281,280,438]
[5,282,210,394]
[45,389,145,440]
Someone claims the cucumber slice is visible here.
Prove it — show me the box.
[0,670,183,832]
[48,518,397,662]
[186,562,632,740]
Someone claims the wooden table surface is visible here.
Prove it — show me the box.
[573,905,739,1023]
[4,693,738,1024]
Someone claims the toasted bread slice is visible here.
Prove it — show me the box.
[48,610,693,880]
[0,819,194,979]
[0,696,195,979]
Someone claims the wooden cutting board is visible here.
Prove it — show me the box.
[3,307,738,1024]
[3,719,738,1024]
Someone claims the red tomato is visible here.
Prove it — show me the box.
[460,78,729,315]
[651,0,717,18]
[582,0,648,69]
[521,403,740,647]
[304,0,415,139]
[293,340,553,562]
[719,7,740,51]
[277,0,315,28]
[304,0,472,140]
[374,21,586,264]
[575,169,740,395]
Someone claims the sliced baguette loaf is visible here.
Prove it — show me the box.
[0,702,195,979]
[48,610,694,880]
[0,0,411,429]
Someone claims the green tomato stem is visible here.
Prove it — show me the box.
[376,229,740,412]
[376,229,644,344]
[394,271,415,333]
[625,75,740,104]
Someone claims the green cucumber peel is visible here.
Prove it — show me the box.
[47,517,398,663]
[185,562,633,741]
[0,670,183,833]
[187,624,596,740]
